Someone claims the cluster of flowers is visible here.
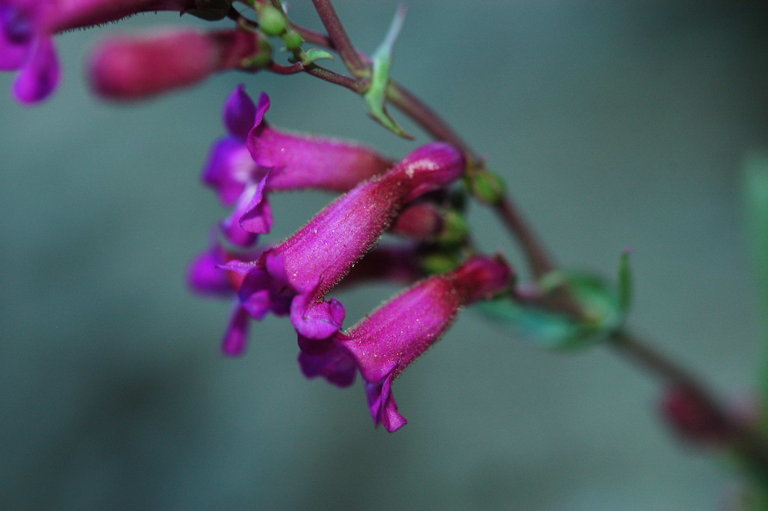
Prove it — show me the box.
[190,86,513,432]
[1,0,513,432]
[0,0,263,103]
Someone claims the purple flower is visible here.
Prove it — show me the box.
[202,86,393,246]
[0,0,59,103]
[300,255,513,432]
[226,142,465,354]
[0,0,198,103]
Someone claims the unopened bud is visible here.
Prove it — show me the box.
[282,29,303,51]
[257,4,287,36]
[390,203,468,246]
[390,203,443,241]
[468,169,505,205]
[660,384,733,446]
[89,29,261,100]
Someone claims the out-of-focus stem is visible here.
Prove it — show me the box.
[610,329,768,484]
[495,197,556,280]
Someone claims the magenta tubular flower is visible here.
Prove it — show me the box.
[203,85,393,246]
[0,0,198,103]
[300,255,513,432]
[1,0,59,103]
[229,142,464,354]
[89,29,259,100]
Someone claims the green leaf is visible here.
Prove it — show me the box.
[618,250,632,313]
[745,153,768,306]
[363,5,412,139]
[743,152,768,430]
[477,271,623,351]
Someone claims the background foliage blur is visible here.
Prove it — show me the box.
[2,1,768,509]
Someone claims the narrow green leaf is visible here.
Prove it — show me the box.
[742,152,768,430]
[302,49,334,65]
[745,153,768,306]
[618,250,632,313]
[363,5,412,139]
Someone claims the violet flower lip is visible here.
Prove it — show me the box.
[0,0,201,104]
[202,86,393,247]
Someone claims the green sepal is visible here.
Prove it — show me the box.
[420,251,462,276]
[478,271,623,351]
[300,48,334,65]
[282,30,304,51]
[240,37,272,70]
[363,6,411,139]
[467,169,505,205]
[436,209,469,246]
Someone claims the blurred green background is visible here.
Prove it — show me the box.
[2,1,768,509]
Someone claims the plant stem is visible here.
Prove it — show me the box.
[310,0,367,76]
[610,329,768,484]
[386,83,475,161]
[498,199,557,279]
[291,8,768,475]
[291,24,332,48]
[304,66,364,93]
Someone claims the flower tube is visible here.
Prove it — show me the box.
[89,29,260,100]
[300,255,513,432]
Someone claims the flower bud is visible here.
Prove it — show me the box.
[389,203,443,241]
[660,384,733,446]
[257,4,286,36]
[468,168,505,205]
[89,29,260,100]
[390,203,468,244]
